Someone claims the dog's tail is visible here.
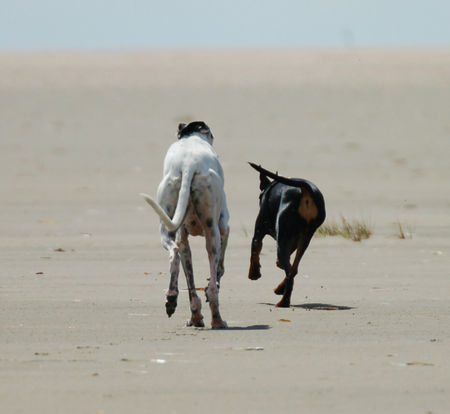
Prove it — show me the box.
[249,161,325,213]
[249,162,326,224]
[249,162,314,193]
[140,169,194,233]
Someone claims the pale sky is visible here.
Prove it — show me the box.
[1,0,449,50]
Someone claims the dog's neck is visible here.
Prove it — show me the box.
[181,133,213,145]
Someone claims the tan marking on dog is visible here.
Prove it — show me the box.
[298,189,318,222]
[184,209,204,236]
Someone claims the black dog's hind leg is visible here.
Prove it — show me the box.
[273,189,298,306]
[274,189,313,307]
[274,239,294,307]
[275,232,313,306]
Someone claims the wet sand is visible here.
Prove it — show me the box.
[1,49,449,413]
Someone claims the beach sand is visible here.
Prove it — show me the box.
[1,49,449,413]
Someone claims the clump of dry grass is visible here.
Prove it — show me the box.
[316,217,372,242]
[395,221,412,239]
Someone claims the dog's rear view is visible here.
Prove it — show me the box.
[248,163,325,307]
[141,122,229,328]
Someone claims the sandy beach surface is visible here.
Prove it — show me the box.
[1,49,449,413]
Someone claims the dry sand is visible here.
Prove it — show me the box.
[1,49,449,413]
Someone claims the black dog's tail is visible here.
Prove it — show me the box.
[248,162,314,193]
[249,162,326,222]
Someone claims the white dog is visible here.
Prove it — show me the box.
[141,121,229,329]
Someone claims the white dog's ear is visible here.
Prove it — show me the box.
[177,123,187,139]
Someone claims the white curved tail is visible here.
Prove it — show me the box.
[140,169,193,232]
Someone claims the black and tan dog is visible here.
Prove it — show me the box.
[248,163,325,307]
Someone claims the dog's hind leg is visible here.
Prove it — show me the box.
[193,173,227,329]
[274,240,294,307]
[179,227,205,327]
[161,231,180,317]
[157,179,182,317]
[217,208,230,285]
[290,233,312,278]
[204,227,227,328]
[273,192,300,307]
[275,233,312,306]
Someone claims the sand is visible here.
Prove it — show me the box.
[1,49,449,413]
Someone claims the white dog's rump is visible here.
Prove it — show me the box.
[141,121,229,329]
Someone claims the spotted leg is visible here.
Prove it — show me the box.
[217,208,230,285]
[192,172,227,329]
[161,232,180,317]
[179,227,204,327]
[157,176,181,317]
[204,225,227,328]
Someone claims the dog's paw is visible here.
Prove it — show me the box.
[165,295,178,317]
[274,281,286,295]
[187,317,205,328]
[275,299,290,308]
[187,304,204,327]
[211,319,228,329]
[248,264,261,280]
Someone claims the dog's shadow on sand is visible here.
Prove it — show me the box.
[226,324,271,331]
[259,302,354,311]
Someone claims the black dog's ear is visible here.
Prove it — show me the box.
[259,173,271,191]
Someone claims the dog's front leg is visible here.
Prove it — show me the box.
[249,214,265,280]
[179,228,204,327]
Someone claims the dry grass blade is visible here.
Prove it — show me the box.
[395,221,412,239]
[316,216,372,242]
[406,361,434,366]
